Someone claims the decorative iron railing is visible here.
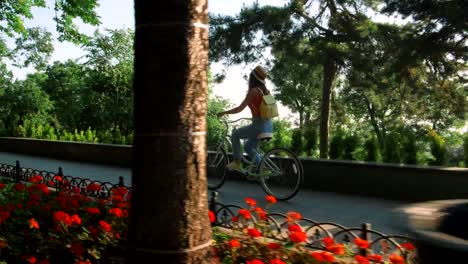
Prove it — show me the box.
[208,191,418,262]
[0,160,131,199]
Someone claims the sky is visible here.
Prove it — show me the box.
[7,0,412,126]
[6,0,300,124]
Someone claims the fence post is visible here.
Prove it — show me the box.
[118,176,124,187]
[57,167,64,189]
[209,191,218,224]
[15,160,21,182]
[360,223,371,256]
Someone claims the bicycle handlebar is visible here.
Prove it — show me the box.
[221,117,252,135]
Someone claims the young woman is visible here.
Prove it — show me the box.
[216,65,274,172]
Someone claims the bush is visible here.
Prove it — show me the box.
[329,130,345,160]
[383,133,401,163]
[343,135,360,160]
[401,128,417,165]
[427,129,447,166]
[291,129,303,155]
[303,125,318,157]
[464,133,468,168]
[364,136,379,162]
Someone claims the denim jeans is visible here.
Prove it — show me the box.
[231,117,273,165]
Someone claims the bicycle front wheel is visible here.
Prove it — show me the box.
[207,145,228,190]
[259,148,304,201]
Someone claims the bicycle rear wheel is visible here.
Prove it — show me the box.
[207,145,228,190]
[259,147,303,201]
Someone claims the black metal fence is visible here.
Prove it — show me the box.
[209,191,418,262]
[0,160,131,198]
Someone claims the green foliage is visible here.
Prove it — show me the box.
[464,133,468,168]
[401,128,418,165]
[303,124,318,157]
[207,94,230,146]
[364,136,380,162]
[290,128,303,155]
[0,74,52,136]
[383,132,401,163]
[262,119,292,150]
[427,129,448,166]
[329,129,345,160]
[343,134,360,160]
[12,27,53,70]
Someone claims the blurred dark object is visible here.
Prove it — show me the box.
[396,199,468,264]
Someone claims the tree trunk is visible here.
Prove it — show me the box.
[365,97,385,150]
[319,55,337,158]
[129,1,212,263]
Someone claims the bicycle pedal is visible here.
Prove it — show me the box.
[246,174,260,182]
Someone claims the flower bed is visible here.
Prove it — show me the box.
[0,170,417,264]
[210,196,418,264]
[0,176,129,264]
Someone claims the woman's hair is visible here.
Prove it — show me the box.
[248,72,268,94]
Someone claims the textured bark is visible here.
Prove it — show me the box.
[319,55,337,159]
[129,1,213,263]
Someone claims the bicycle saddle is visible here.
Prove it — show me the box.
[257,132,273,141]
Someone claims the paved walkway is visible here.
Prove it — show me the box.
[0,151,411,235]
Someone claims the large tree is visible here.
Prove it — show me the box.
[209,0,381,158]
[129,0,212,263]
[269,49,322,128]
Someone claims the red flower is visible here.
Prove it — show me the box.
[87,183,101,192]
[208,210,215,223]
[269,259,285,264]
[14,183,26,191]
[254,207,267,220]
[321,251,335,262]
[70,243,85,257]
[328,243,345,255]
[389,254,405,264]
[401,242,416,251]
[368,254,383,262]
[354,238,370,249]
[355,255,370,264]
[30,175,43,183]
[267,242,282,250]
[21,255,36,263]
[247,228,262,237]
[288,223,302,232]
[112,187,128,196]
[53,211,72,226]
[53,175,63,182]
[265,195,277,204]
[232,216,239,222]
[244,198,257,207]
[0,183,6,189]
[238,209,252,219]
[322,237,335,246]
[86,207,101,215]
[309,251,325,262]
[228,239,240,248]
[109,207,123,217]
[99,220,112,232]
[286,211,302,221]
[71,214,82,225]
[289,231,307,243]
[247,260,264,264]
[29,218,39,229]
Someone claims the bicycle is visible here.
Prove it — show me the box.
[206,118,304,201]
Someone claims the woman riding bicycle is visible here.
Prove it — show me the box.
[216,65,273,172]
